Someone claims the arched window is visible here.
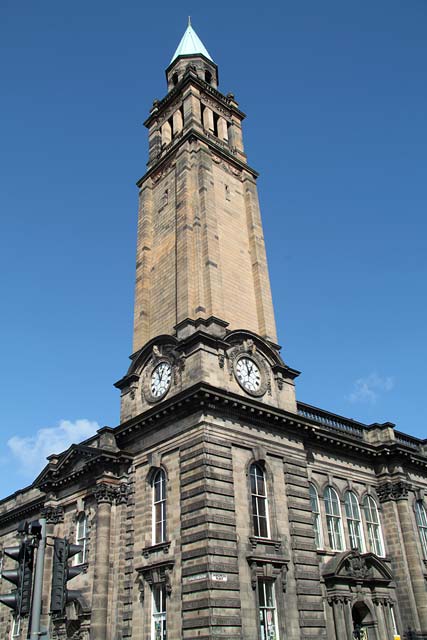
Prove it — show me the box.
[324,486,344,551]
[415,500,427,557]
[205,70,212,84]
[344,492,365,552]
[309,484,323,549]
[363,495,384,557]
[153,469,167,544]
[250,463,270,538]
[74,513,88,565]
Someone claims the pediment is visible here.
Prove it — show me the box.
[322,550,393,587]
[34,444,132,492]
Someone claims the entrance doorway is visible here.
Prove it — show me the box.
[352,602,377,640]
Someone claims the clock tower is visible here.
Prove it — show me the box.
[116,20,299,423]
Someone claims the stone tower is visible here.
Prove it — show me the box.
[132,19,277,353]
[117,20,299,425]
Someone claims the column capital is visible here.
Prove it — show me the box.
[94,482,117,505]
[377,480,412,502]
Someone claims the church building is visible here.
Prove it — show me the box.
[1,22,426,640]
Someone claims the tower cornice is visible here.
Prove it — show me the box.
[136,128,258,188]
[144,71,246,129]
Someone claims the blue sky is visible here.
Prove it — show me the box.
[1,1,426,498]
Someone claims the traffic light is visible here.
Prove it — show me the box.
[0,541,34,616]
[50,538,83,616]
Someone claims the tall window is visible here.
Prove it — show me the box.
[152,584,167,640]
[309,484,323,549]
[258,579,279,640]
[344,492,365,552]
[324,486,344,551]
[363,496,384,557]
[153,469,167,544]
[250,463,270,538]
[74,513,88,565]
[415,500,427,557]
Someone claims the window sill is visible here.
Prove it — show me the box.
[249,536,282,552]
[142,541,171,558]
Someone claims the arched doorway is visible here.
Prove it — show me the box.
[352,601,376,640]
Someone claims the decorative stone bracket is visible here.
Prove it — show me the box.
[247,555,288,592]
[41,505,64,524]
[136,559,175,603]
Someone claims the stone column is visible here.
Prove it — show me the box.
[395,494,427,631]
[378,481,421,632]
[373,598,389,639]
[329,597,349,640]
[343,598,354,639]
[90,482,116,640]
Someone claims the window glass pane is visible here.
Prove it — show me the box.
[250,464,270,539]
[259,517,268,539]
[363,496,384,556]
[258,580,279,640]
[153,470,167,544]
[152,585,166,640]
[345,493,364,551]
[257,496,267,519]
[415,501,427,556]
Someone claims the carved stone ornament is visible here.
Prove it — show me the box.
[247,556,288,591]
[41,505,64,524]
[151,160,176,184]
[137,560,175,601]
[142,344,185,404]
[377,480,412,502]
[211,152,242,178]
[116,482,131,505]
[345,552,373,581]
[201,95,230,118]
[327,594,351,606]
[227,340,270,398]
[93,483,117,505]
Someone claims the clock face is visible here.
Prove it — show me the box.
[235,357,261,393]
[150,362,172,399]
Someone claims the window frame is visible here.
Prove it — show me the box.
[415,500,427,558]
[362,495,385,557]
[344,491,365,552]
[250,463,271,539]
[74,512,88,565]
[323,486,344,551]
[309,483,323,549]
[257,578,280,640]
[151,582,167,640]
[152,468,167,545]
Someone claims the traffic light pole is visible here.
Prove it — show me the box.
[29,518,46,640]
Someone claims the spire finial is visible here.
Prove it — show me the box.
[170,19,213,63]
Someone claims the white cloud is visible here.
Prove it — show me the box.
[7,419,99,478]
[347,372,395,404]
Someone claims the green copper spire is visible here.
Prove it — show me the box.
[170,18,213,63]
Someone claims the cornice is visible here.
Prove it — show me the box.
[136,129,258,189]
[0,497,45,528]
[112,383,427,473]
[144,70,245,129]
